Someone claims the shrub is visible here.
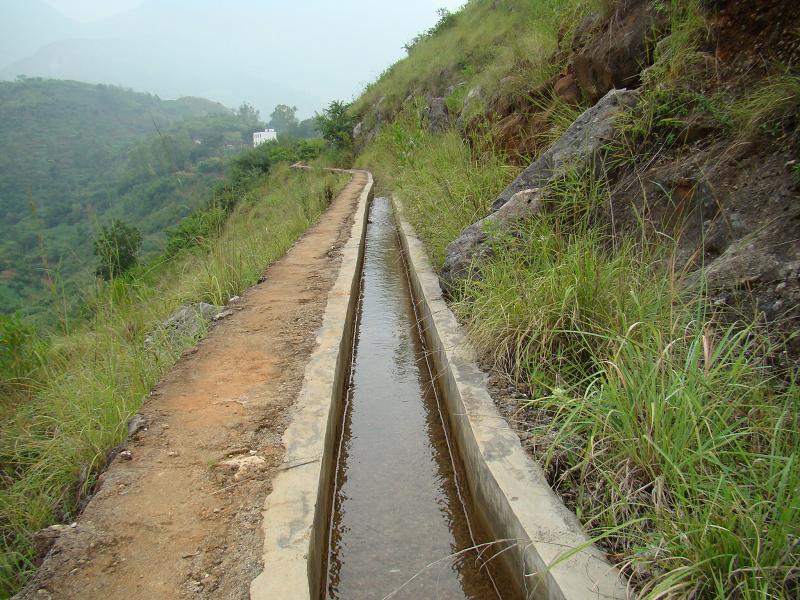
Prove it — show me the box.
[93,219,142,280]
[315,101,357,150]
[164,207,225,256]
[0,314,45,397]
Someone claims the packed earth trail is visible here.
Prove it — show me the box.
[15,171,370,600]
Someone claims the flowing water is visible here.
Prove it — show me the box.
[324,197,517,600]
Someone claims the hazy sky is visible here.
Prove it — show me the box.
[43,0,145,22]
[1,0,465,117]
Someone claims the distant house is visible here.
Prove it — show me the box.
[253,128,277,146]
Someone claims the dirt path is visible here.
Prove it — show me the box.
[17,171,369,600]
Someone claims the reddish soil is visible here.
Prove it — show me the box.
[15,172,369,600]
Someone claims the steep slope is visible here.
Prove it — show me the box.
[0,78,259,315]
[352,0,800,597]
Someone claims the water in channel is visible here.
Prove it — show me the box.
[325,197,516,600]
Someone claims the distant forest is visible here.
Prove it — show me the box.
[0,78,312,317]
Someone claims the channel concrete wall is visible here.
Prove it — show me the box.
[392,196,628,600]
[250,170,373,600]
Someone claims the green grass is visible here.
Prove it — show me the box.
[357,82,799,600]
[0,164,348,596]
[352,0,596,129]
[451,185,799,596]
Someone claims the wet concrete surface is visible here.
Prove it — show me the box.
[325,197,516,600]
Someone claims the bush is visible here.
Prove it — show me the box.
[93,219,142,280]
[164,207,226,256]
[315,101,357,150]
[0,314,45,398]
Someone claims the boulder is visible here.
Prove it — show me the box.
[440,88,638,293]
[160,302,219,341]
[572,0,667,102]
[456,85,482,131]
[426,97,449,132]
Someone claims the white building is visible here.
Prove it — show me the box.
[253,128,278,146]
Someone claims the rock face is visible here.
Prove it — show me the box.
[572,0,666,102]
[440,88,638,293]
[609,139,800,363]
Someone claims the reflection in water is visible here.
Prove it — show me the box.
[325,197,516,600]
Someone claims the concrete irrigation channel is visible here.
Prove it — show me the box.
[250,170,627,600]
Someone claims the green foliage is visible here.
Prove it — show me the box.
[729,72,800,137]
[357,102,515,266]
[0,78,263,317]
[353,0,593,124]
[403,7,457,53]
[93,220,142,280]
[229,137,325,184]
[0,314,45,397]
[164,208,224,257]
[315,100,357,150]
[268,103,299,134]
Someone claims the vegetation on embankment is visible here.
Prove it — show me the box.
[0,138,348,595]
[355,0,800,597]
[0,78,269,317]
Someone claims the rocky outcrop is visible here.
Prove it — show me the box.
[440,88,638,293]
[572,0,667,102]
[456,85,481,131]
[609,140,800,362]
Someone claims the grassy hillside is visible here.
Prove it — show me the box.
[0,78,261,317]
[354,0,800,597]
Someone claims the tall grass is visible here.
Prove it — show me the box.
[360,100,799,598]
[352,0,596,125]
[357,107,516,266]
[0,165,348,596]
[452,177,799,597]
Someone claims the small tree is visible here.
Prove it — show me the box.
[268,104,299,135]
[93,219,142,280]
[315,100,357,150]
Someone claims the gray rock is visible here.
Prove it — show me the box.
[161,302,220,341]
[426,97,449,132]
[440,88,638,293]
[127,413,148,437]
[456,86,481,130]
[492,88,638,211]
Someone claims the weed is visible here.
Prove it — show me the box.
[729,72,800,138]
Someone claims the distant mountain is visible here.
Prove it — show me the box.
[0,36,317,119]
[0,0,79,67]
[0,77,261,315]
[0,0,323,118]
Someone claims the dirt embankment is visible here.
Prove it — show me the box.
[16,171,370,600]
